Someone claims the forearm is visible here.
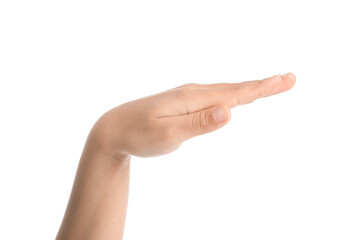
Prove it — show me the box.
[56,133,131,240]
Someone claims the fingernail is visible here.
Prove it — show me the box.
[281,72,289,78]
[212,107,227,122]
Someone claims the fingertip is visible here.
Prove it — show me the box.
[274,72,296,94]
[287,72,296,86]
[283,72,296,89]
[282,71,296,80]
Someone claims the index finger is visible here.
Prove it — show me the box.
[180,73,296,114]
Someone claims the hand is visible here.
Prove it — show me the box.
[56,73,296,239]
[89,73,296,159]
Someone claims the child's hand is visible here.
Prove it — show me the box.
[89,73,296,159]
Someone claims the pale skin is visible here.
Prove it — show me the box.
[56,73,296,240]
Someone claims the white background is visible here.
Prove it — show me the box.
[0,0,359,239]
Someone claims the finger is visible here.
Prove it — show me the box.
[172,105,231,141]
[175,72,296,91]
[273,72,296,95]
[182,74,284,113]
[156,73,295,117]
[174,82,233,89]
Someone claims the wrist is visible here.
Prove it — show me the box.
[85,113,131,163]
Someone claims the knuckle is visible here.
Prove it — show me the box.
[234,81,263,105]
[176,87,193,99]
[171,83,196,91]
[233,84,242,106]
[180,83,198,88]
[191,110,210,132]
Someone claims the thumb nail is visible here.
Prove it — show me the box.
[212,107,227,122]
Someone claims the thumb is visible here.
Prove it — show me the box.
[178,105,231,141]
